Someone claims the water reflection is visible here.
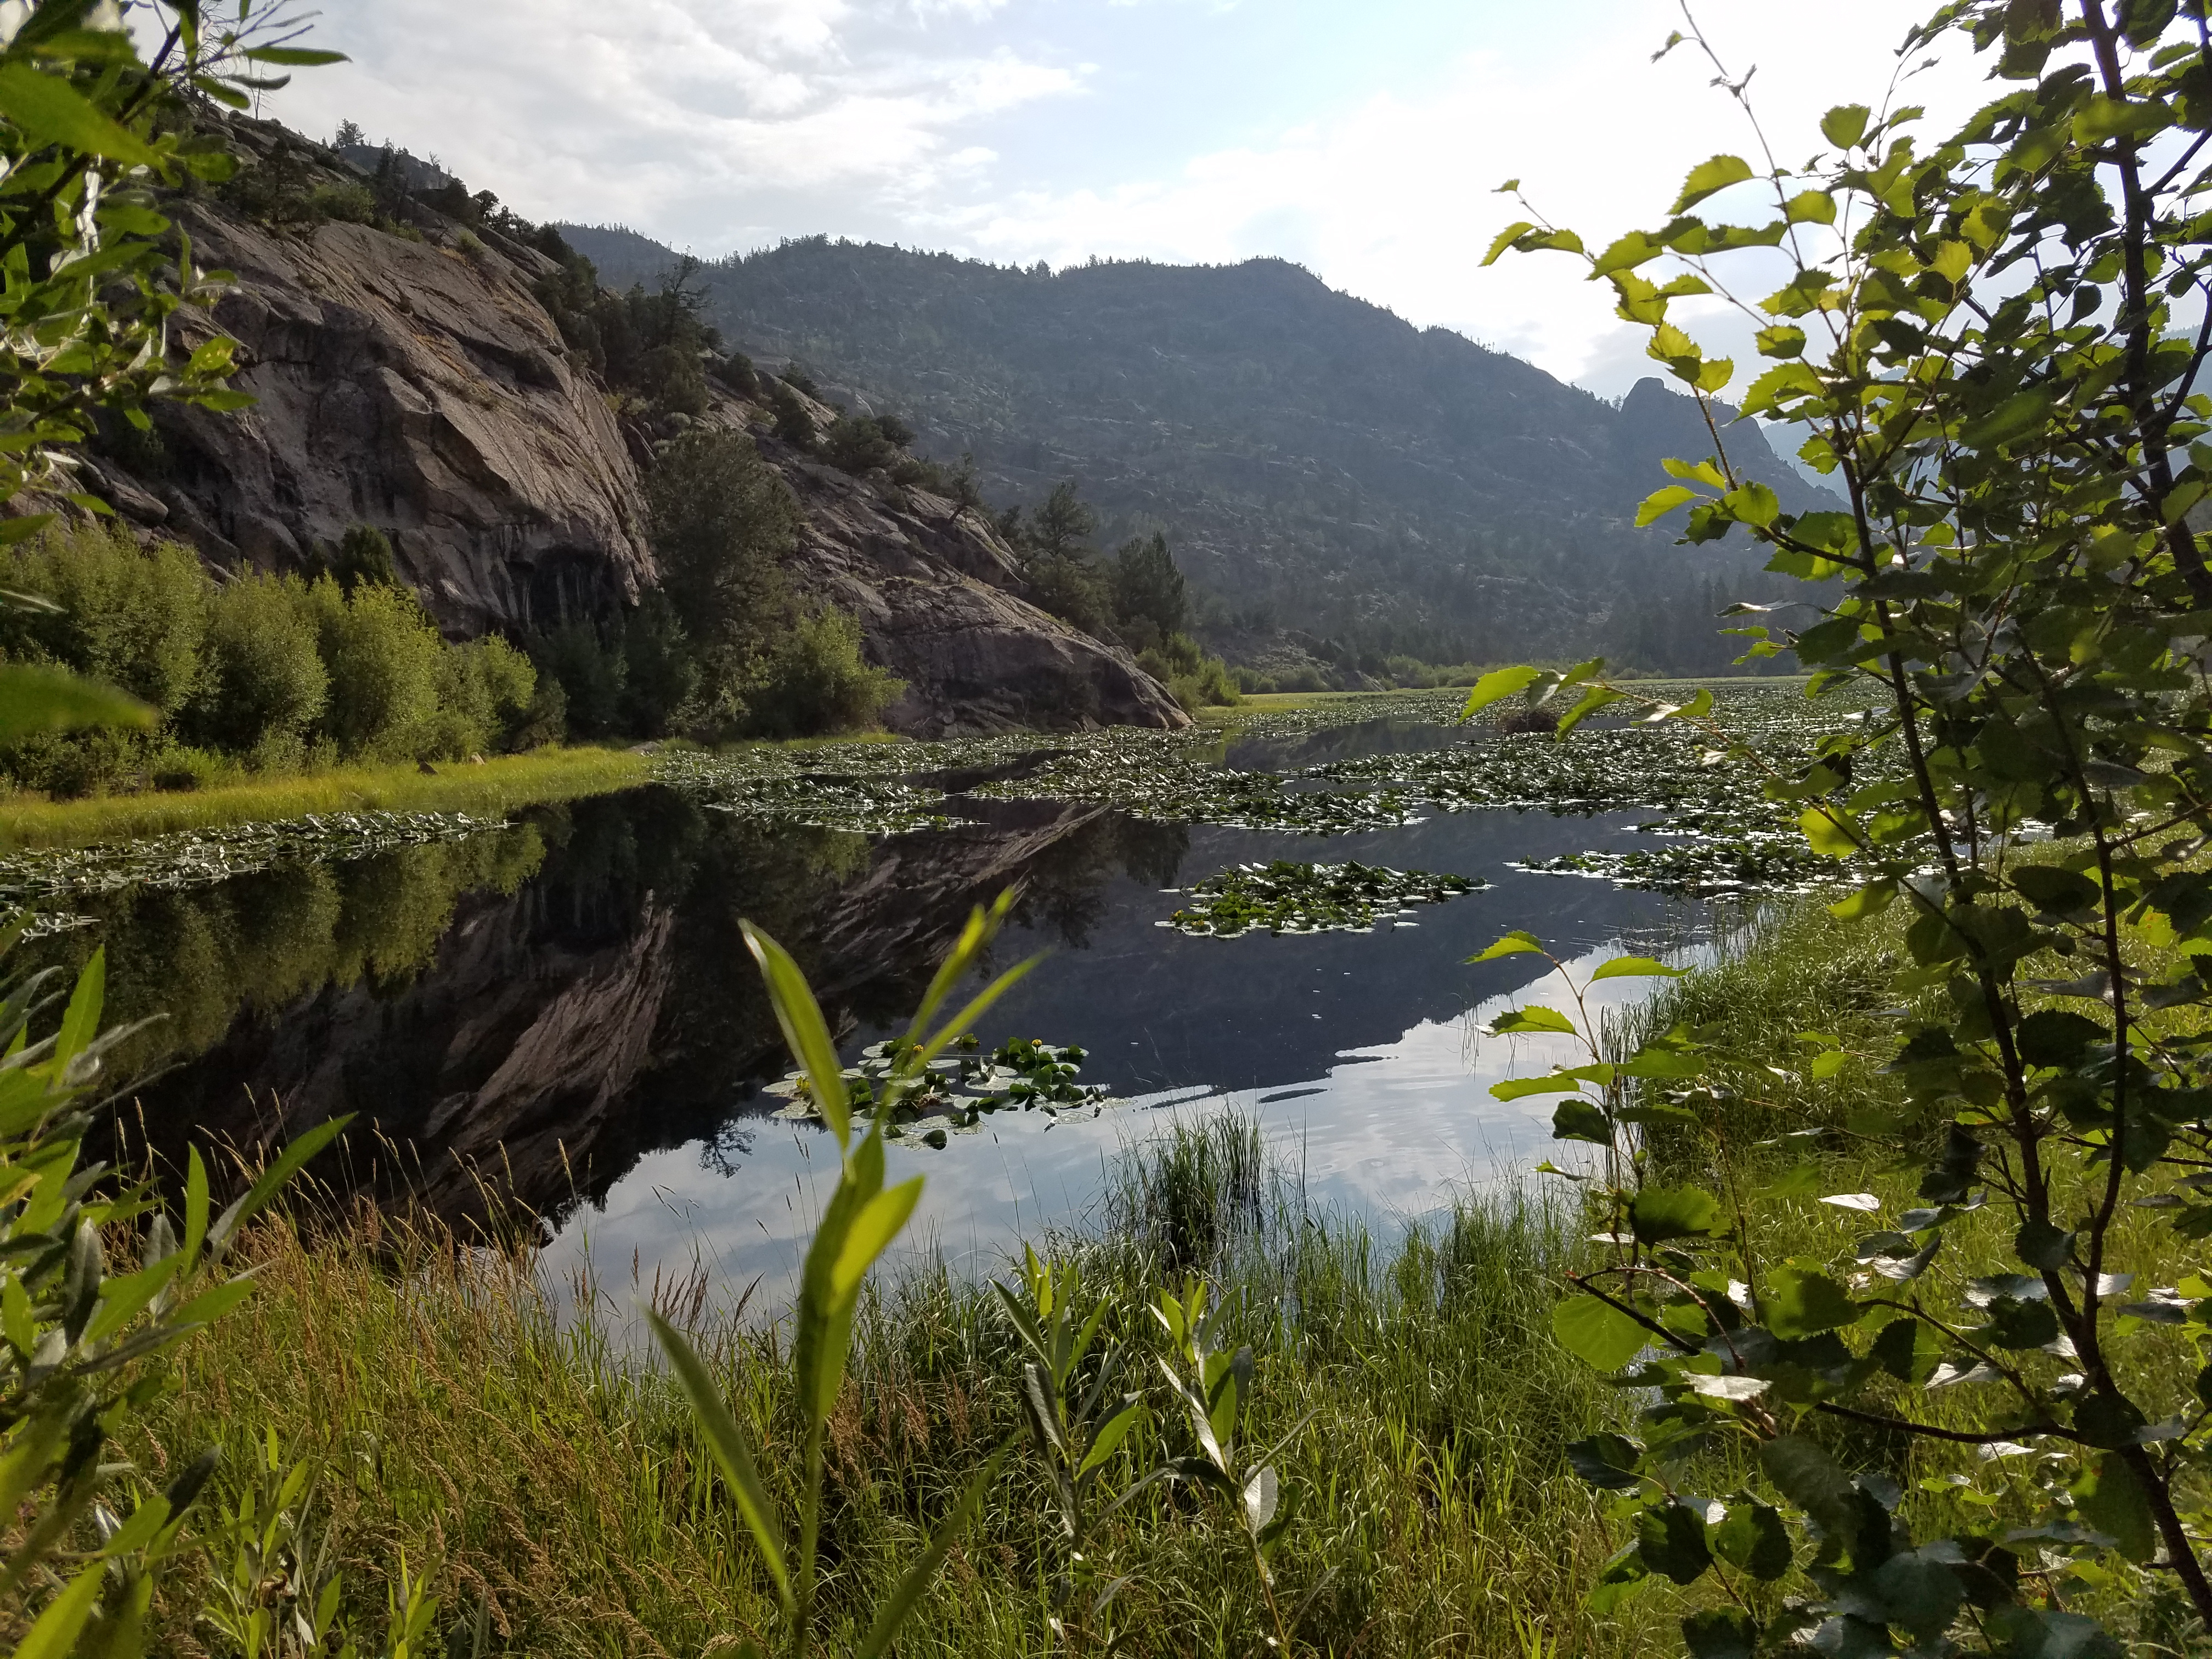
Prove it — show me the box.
[49,717,1718,1294]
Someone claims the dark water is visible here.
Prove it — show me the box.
[50,718,1713,1304]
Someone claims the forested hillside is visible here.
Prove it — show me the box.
[560,227,1836,673]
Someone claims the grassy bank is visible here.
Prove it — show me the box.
[0,746,650,848]
[111,892,2209,1656]
[134,1134,1650,1659]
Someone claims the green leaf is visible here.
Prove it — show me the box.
[1637,485,1701,527]
[1765,1266,1858,1339]
[1723,482,1780,529]
[1489,1074,1583,1100]
[1552,1294,1649,1370]
[1459,665,1541,717]
[645,1310,795,1613]
[1760,1436,1856,1534]
[1672,154,1754,213]
[2072,1453,2155,1562]
[1756,324,1808,358]
[1798,806,1859,857]
[1551,1098,1613,1143]
[1821,104,1872,148]
[0,664,153,743]
[1490,1006,1577,1035]
[1711,1499,1792,1581]
[52,946,105,1075]
[1959,388,2056,451]
[742,921,850,1147]
[242,47,351,65]
[1481,221,1538,267]
[1590,956,1687,982]
[1639,1500,1713,1583]
[830,1177,924,1301]
[2073,93,2171,144]
[1554,684,1623,736]
[1565,1432,1644,1489]
[1467,930,1545,962]
[0,63,159,167]
[1783,190,1836,225]
[1629,1186,1723,1244]
[13,1558,107,1659]
[1681,1608,1759,1659]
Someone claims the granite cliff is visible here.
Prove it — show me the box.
[78,118,1183,736]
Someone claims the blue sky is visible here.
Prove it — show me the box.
[269,1,1980,396]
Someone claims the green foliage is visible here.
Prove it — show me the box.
[1483,6,2212,1643]
[643,426,802,674]
[422,635,537,759]
[648,893,1032,1659]
[0,526,205,715]
[741,608,903,739]
[308,578,444,762]
[1111,533,1188,647]
[0,528,549,788]
[192,572,329,767]
[0,932,350,1655]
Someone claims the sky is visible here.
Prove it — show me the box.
[264,0,1994,399]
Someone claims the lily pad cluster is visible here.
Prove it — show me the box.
[1164,860,1485,938]
[0,810,491,924]
[646,684,1880,899]
[760,1033,1109,1148]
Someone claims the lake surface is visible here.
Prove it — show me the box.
[30,703,1769,1308]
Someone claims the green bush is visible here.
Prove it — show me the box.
[0,523,206,713]
[741,606,902,737]
[191,571,330,766]
[422,634,537,759]
[311,577,445,760]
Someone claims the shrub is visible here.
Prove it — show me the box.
[1026,552,1112,636]
[308,179,375,223]
[320,522,399,591]
[311,577,444,760]
[741,606,902,737]
[0,524,207,714]
[190,572,329,764]
[618,590,698,735]
[821,413,902,475]
[768,379,818,449]
[422,634,537,758]
[529,620,625,738]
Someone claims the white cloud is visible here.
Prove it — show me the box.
[921,1,1985,392]
[266,0,1085,247]
[268,0,1993,386]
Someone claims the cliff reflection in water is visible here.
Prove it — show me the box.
[60,787,1187,1233]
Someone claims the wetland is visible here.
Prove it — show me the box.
[24,682,1829,1300]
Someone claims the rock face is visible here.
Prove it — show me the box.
[133,156,654,633]
[83,117,1184,733]
[738,409,1187,733]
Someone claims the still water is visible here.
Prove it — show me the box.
[49,718,1716,1306]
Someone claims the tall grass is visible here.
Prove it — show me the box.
[129,1123,1665,1658]
[0,746,648,847]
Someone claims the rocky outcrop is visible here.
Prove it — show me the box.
[77,116,1184,733]
[121,129,655,633]
[733,403,1187,733]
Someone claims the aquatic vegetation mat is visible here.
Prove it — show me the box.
[1163,860,1485,937]
[0,810,493,932]
[760,1034,1110,1147]
[644,684,1876,898]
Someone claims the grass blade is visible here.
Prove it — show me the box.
[741,921,850,1148]
[644,1309,795,1617]
[853,1445,1007,1659]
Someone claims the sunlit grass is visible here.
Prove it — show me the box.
[0,747,650,848]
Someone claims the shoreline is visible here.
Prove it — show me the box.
[0,746,652,849]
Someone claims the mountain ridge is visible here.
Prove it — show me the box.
[559,225,1834,672]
